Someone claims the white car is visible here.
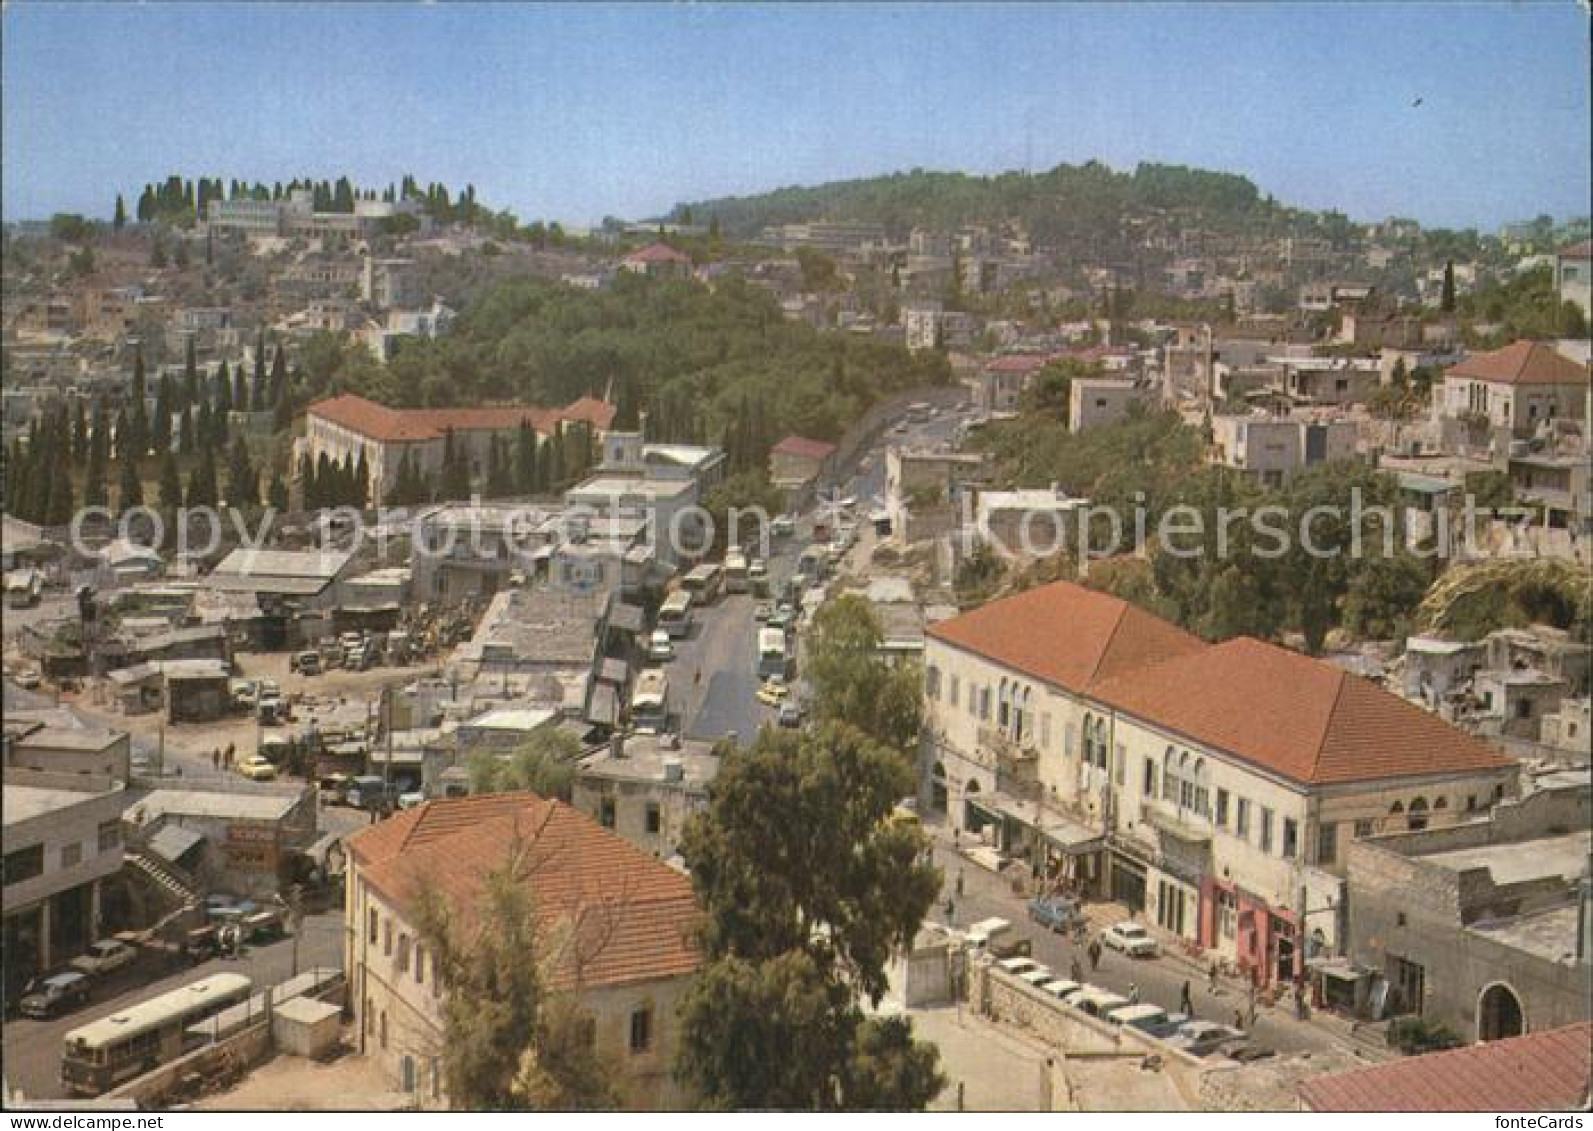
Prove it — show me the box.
[647,630,674,662]
[1100,921,1159,958]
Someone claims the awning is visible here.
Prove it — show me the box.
[147,825,204,865]
[1040,815,1105,855]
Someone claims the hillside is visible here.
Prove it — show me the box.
[672,160,1312,243]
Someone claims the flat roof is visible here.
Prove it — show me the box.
[13,726,124,753]
[464,707,558,732]
[1469,903,1583,964]
[130,787,302,824]
[580,735,718,785]
[4,782,122,826]
[1424,830,1591,886]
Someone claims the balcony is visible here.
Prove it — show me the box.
[978,725,1039,777]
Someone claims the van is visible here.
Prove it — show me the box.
[966,917,1031,958]
[1107,1003,1169,1034]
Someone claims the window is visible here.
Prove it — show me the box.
[1114,743,1126,785]
[629,1006,653,1053]
[645,803,662,835]
[368,908,379,944]
[978,687,991,721]
[3,845,44,886]
[1065,722,1077,758]
[599,797,616,828]
[1143,758,1156,797]
[1317,822,1338,866]
[1215,789,1230,828]
[1040,713,1051,749]
[1354,818,1374,838]
[926,666,941,699]
[1259,808,1274,853]
[415,945,426,984]
[949,674,960,708]
[1217,888,1237,939]
[397,933,411,974]
[60,842,83,869]
[1235,799,1252,840]
[1282,818,1299,860]
[384,918,393,957]
[97,820,121,853]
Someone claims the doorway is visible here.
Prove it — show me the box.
[1478,983,1524,1042]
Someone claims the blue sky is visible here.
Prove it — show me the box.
[3,2,1588,229]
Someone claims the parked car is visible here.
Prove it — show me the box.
[770,515,796,538]
[70,939,137,979]
[756,676,790,706]
[1039,979,1083,1001]
[1107,1003,1169,1034]
[1167,1021,1246,1057]
[753,601,774,623]
[1072,986,1132,1019]
[230,679,258,709]
[19,971,93,1018]
[14,667,42,690]
[647,630,674,662]
[1143,1011,1190,1040]
[995,956,1038,978]
[1100,920,1158,958]
[1016,965,1055,988]
[1028,895,1083,933]
[237,755,278,782]
[1224,1042,1277,1063]
[777,699,805,728]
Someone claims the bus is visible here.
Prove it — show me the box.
[630,669,669,734]
[658,591,694,639]
[682,563,723,606]
[61,973,254,1097]
[723,549,749,594]
[757,627,792,680]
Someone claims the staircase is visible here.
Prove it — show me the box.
[127,848,201,913]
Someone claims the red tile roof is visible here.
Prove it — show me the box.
[1560,240,1592,259]
[348,793,700,990]
[771,435,838,461]
[623,242,693,265]
[1090,636,1514,786]
[926,581,1207,696]
[1300,1023,1593,1112]
[1445,341,1589,387]
[308,393,615,444]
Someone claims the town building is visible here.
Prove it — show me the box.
[344,793,700,1107]
[1342,773,1590,1042]
[2,768,127,996]
[1436,340,1589,460]
[977,354,1052,414]
[1555,240,1591,321]
[1068,377,1149,433]
[303,394,616,506]
[3,711,131,780]
[619,243,694,280]
[125,783,319,899]
[572,733,718,861]
[1209,413,1359,485]
[922,581,1518,988]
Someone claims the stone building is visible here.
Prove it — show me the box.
[344,793,700,1107]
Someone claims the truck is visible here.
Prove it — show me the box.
[345,775,401,812]
[963,917,1031,959]
[723,548,749,594]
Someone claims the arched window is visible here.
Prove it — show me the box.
[1162,746,1177,800]
[1408,797,1429,831]
[1433,797,1448,810]
[997,680,1011,729]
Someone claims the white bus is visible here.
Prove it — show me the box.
[61,973,254,1096]
[757,627,792,680]
[723,549,749,594]
[630,669,669,734]
[682,563,723,605]
[658,591,694,639]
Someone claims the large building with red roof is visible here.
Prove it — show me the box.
[345,792,699,1107]
[304,393,616,505]
[922,580,1518,987]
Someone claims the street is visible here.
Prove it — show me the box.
[2,908,347,1101]
[926,827,1349,1058]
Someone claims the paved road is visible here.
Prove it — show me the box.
[928,829,1341,1058]
[2,908,347,1101]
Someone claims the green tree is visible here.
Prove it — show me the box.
[157,450,183,512]
[413,833,620,1110]
[84,404,110,508]
[185,446,218,509]
[224,436,257,511]
[113,194,127,230]
[804,595,924,756]
[1440,259,1456,313]
[676,722,943,1111]
[117,443,144,513]
[464,730,582,801]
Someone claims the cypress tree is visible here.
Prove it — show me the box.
[251,331,267,410]
[514,422,537,494]
[183,337,199,410]
[152,374,174,453]
[354,448,370,508]
[267,471,289,513]
[233,357,248,412]
[84,403,110,508]
[72,399,89,467]
[185,446,218,509]
[179,406,196,455]
[225,436,256,510]
[158,450,183,512]
[128,349,149,459]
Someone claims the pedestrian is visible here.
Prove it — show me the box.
[944,897,956,924]
[1128,983,1139,1005]
[1179,979,1193,1016]
[211,748,220,770]
[1208,961,1220,994]
[1070,958,1083,984]
[1088,939,1102,971]
[1234,1008,1246,1031]
[955,869,965,898]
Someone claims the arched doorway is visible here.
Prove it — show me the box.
[1478,982,1524,1042]
[931,762,948,814]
